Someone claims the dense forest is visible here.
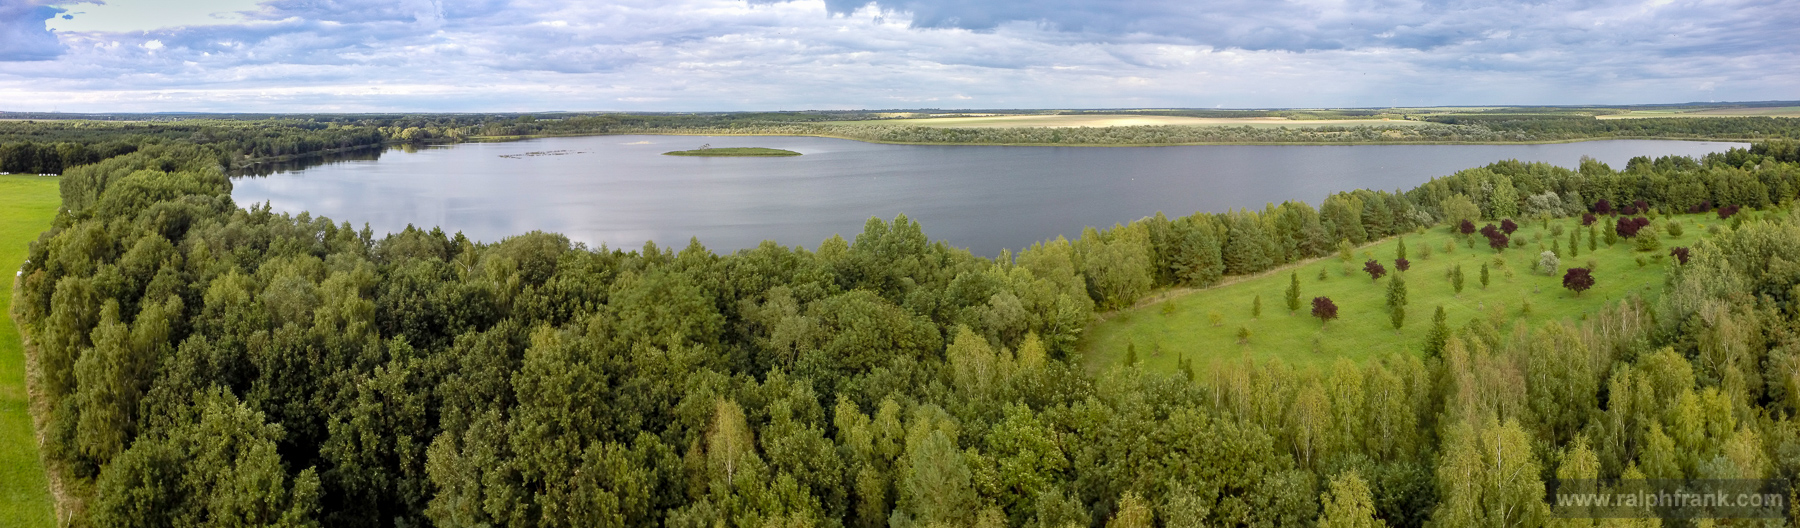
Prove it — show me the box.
[2,109,1796,173]
[12,130,1800,526]
[0,120,391,175]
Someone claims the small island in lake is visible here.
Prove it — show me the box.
[663,146,801,157]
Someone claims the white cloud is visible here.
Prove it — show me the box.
[0,0,1794,111]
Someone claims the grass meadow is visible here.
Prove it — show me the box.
[0,175,58,528]
[1081,212,1734,374]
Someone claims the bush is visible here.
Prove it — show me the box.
[1312,296,1339,325]
[1665,221,1684,237]
[1633,231,1661,252]
[1538,250,1560,275]
[1563,267,1595,295]
[1615,216,1650,238]
[1670,246,1691,264]
[1364,259,1387,281]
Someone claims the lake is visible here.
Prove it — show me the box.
[232,136,1746,255]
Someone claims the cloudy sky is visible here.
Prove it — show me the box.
[0,0,1794,112]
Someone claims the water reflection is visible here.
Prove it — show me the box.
[232,136,1747,255]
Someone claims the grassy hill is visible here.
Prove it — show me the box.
[1081,211,1735,373]
[0,175,59,528]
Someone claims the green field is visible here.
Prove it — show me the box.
[1598,106,1800,119]
[820,114,1432,129]
[1082,213,1729,373]
[662,147,801,157]
[0,175,58,528]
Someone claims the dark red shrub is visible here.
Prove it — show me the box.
[1615,216,1650,238]
[1364,259,1387,281]
[1500,219,1518,235]
[1459,219,1476,235]
[1594,199,1614,215]
[1395,257,1410,272]
[1620,205,1639,216]
[1669,247,1690,265]
[1563,267,1595,296]
[1312,296,1339,323]
[1487,231,1510,251]
[1688,200,1713,214]
[1633,199,1649,212]
[1582,213,1597,226]
[1718,204,1740,219]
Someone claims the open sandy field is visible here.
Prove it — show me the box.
[823,114,1431,128]
[1597,106,1800,119]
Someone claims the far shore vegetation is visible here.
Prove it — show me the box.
[662,146,801,157]
[1,102,1797,173]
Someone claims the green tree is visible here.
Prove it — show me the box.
[1253,295,1263,318]
[897,418,973,526]
[1489,175,1520,220]
[1480,263,1490,289]
[1432,417,1550,528]
[89,390,322,528]
[1451,265,1465,295]
[1386,272,1408,330]
[1396,237,1408,261]
[1318,470,1386,528]
[1385,272,1408,310]
[1424,306,1450,357]
[1105,491,1154,528]
[1168,220,1225,286]
[1286,272,1303,314]
[1224,212,1276,275]
[1084,223,1155,309]
[1442,194,1482,233]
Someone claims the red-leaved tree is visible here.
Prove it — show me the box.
[1563,267,1595,296]
[1364,259,1387,281]
[1615,216,1650,238]
[1312,296,1338,325]
[1669,247,1690,265]
[1394,257,1410,272]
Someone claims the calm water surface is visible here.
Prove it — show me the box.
[233,136,1746,255]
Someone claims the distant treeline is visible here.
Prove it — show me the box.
[477,116,1800,145]
[16,118,1800,527]
[3,113,1797,173]
[0,119,428,174]
[1422,115,1800,140]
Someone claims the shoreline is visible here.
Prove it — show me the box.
[465,130,1758,148]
